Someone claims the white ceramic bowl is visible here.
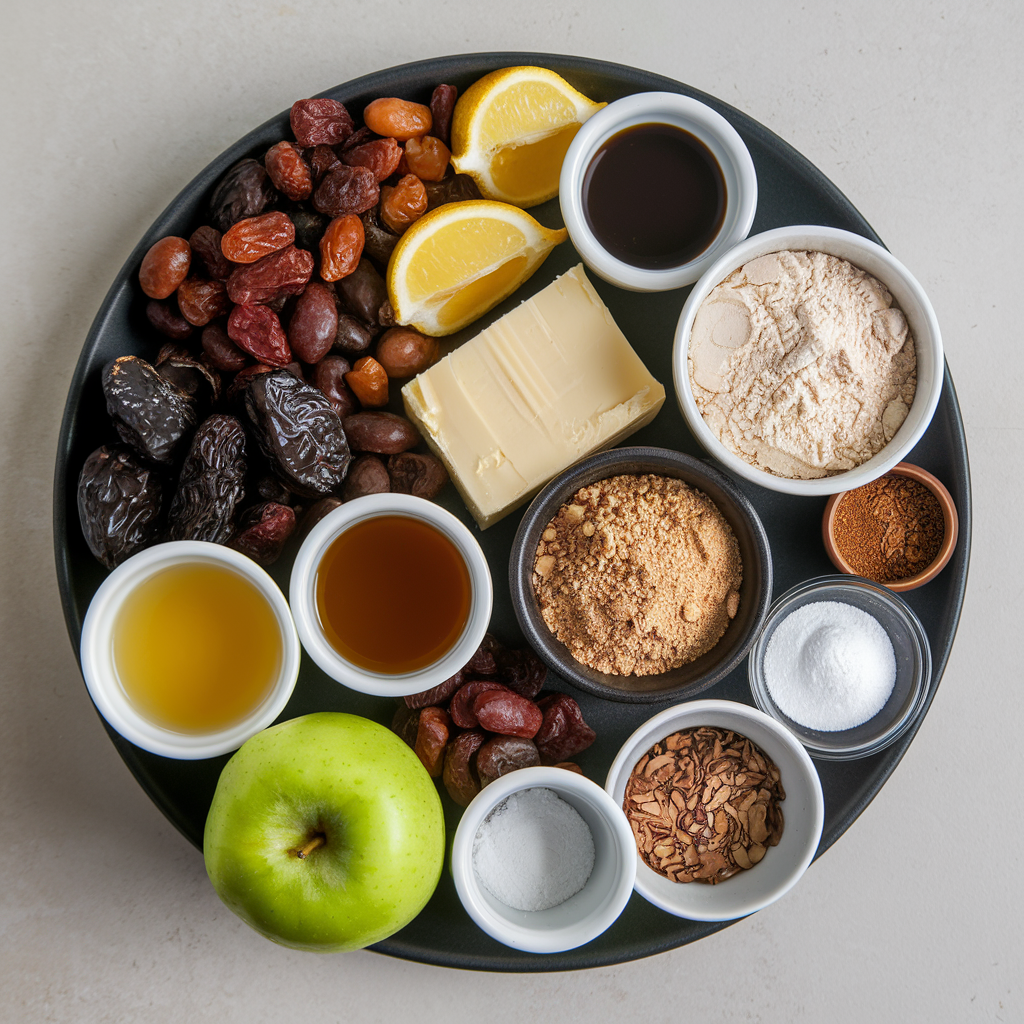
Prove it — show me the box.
[605,700,824,921]
[451,767,637,954]
[672,225,944,496]
[559,91,757,291]
[80,541,300,760]
[289,494,492,698]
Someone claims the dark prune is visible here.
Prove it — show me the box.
[429,84,457,147]
[226,245,314,306]
[534,693,596,764]
[139,237,191,299]
[288,281,337,363]
[221,211,296,263]
[404,668,466,710]
[333,312,374,356]
[256,475,293,504]
[387,452,448,500]
[472,690,543,738]
[145,299,193,341]
[156,349,220,406]
[414,706,450,777]
[290,209,328,252]
[312,165,379,218]
[342,454,390,500]
[443,729,485,807]
[359,209,400,267]
[341,137,403,182]
[450,681,510,730]
[177,277,229,326]
[391,703,420,748]
[227,304,292,366]
[167,414,247,543]
[342,411,419,454]
[208,158,276,234]
[290,98,354,147]
[311,355,358,418]
[307,144,341,184]
[335,258,387,326]
[340,126,376,151]
[495,647,548,700]
[189,225,233,280]
[264,141,313,201]
[476,735,541,787]
[296,496,343,541]
[102,356,197,465]
[245,369,351,497]
[225,362,273,405]
[201,324,248,372]
[228,502,296,565]
[78,446,163,569]
[424,172,482,212]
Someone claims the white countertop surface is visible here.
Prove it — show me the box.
[1,2,1020,1020]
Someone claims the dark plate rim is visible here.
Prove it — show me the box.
[52,51,973,972]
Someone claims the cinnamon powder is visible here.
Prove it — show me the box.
[833,475,944,583]
[532,474,743,676]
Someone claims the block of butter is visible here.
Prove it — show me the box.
[402,264,665,528]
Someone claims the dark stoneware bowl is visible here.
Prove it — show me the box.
[509,446,772,703]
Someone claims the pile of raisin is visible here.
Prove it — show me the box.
[79,85,475,570]
[392,634,597,806]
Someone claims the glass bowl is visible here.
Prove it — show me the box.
[747,575,931,760]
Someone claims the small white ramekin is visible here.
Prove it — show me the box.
[672,225,944,496]
[289,494,492,698]
[451,766,637,954]
[559,91,757,291]
[605,700,824,922]
[80,541,300,760]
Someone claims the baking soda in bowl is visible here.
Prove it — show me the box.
[763,600,896,730]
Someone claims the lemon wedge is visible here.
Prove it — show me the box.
[387,200,567,336]
[450,66,605,208]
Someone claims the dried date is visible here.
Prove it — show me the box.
[341,454,390,500]
[156,350,220,406]
[344,356,388,407]
[379,174,427,234]
[208,158,276,233]
[443,729,485,807]
[363,98,432,141]
[201,324,248,372]
[414,706,450,777]
[311,355,358,418]
[312,165,379,218]
[227,304,292,367]
[392,703,420,748]
[428,84,457,147]
[424,172,482,211]
[139,237,191,300]
[319,214,364,282]
[387,452,448,500]
[333,312,374,356]
[341,137,403,182]
[145,299,193,341]
[534,693,596,764]
[177,277,229,326]
[476,735,541,787]
[290,209,328,253]
[288,281,338,363]
[342,411,419,454]
[245,368,351,497]
[403,136,450,182]
[290,98,354,147]
[403,669,466,710]
[450,681,510,730]
[359,209,400,267]
[167,414,247,543]
[78,446,163,569]
[264,141,313,201]
[226,245,314,305]
[494,647,547,700]
[472,690,543,739]
[102,356,197,465]
[335,258,387,327]
[228,502,296,565]
[221,211,295,264]
[189,225,233,281]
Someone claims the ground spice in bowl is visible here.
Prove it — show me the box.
[532,474,743,676]
[832,474,944,583]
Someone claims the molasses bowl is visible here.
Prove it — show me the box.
[509,447,773,703]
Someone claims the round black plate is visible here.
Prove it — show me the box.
[53,53,972,972]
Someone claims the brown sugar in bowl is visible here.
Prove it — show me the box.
[822,462,958,592]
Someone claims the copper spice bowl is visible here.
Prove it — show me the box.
[822,462,958,592]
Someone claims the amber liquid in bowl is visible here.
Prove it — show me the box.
[113,563,282,733]
[581,122,726,269]
[315,515,472,674]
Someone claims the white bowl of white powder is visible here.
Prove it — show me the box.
[748,575,931,759]
[672,225,943,495]
[451,767,637,953]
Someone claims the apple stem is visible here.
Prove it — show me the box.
[296,834,326,859]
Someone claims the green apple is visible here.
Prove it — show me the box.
[203,711,444,951]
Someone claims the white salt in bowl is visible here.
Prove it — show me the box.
[672,225,944,496]
[451,767,637,954]
[747,575,931,760]
[604,700,824,922]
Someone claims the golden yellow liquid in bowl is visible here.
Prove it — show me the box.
[113,562,282,734]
